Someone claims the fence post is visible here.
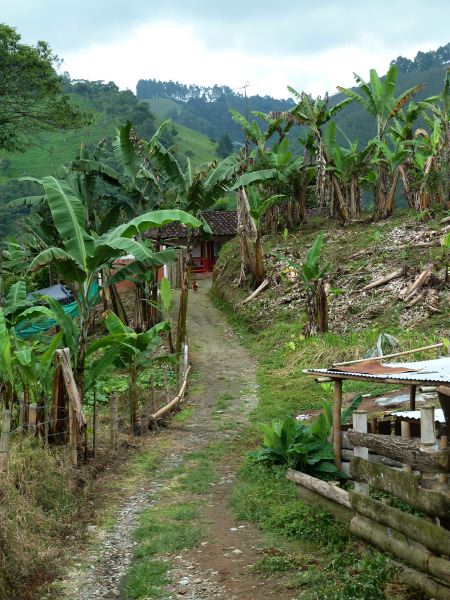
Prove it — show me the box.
[0,409,11,469]
[401,421,412,473]
[28,403,37,435]
[353,410,369,494]
[110,394,118,451]
[439,436,448,486]
[68,402,78,468]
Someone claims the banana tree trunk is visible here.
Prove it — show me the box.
[237,188,266,287]
[315,278,328,333]
[387,168,400,216]
[375,161,390,219]
[176,232,193,355]
[349,177,360,218]
[332,177,349,225]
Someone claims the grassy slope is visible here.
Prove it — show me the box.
[211,211,450,599]
[0,96,216,184]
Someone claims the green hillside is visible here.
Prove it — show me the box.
[0,96,216,185]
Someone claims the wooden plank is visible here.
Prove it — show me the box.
[350,491,450,556]
[286,469,351,508]
[295,485,352,524]
[350,514,450,586]
[350,457,450,518]
[347,430,449,472]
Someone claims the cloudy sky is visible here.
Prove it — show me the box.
[3,1,449,98]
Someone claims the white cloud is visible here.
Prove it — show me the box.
[62,21,432,98]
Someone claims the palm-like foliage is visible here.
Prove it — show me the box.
[338,65,423,217]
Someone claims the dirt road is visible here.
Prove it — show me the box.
[55,280,295,600]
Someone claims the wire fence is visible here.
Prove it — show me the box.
[0,338,192,470]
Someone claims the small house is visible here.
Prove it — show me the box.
[145,210,237,279]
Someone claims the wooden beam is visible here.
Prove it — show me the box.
[286,469,351,508]
[347,430,450,472]
[295,485,353,523]
[398,565,450,600]
[332,342,443,367]
[350,457,450,518]
[350,514,450,586]
[350,491,450,557]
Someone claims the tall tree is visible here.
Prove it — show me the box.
[0,24,90,152]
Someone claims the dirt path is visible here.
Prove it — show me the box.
[55,280,295,600]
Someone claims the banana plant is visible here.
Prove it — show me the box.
[28,175,201,393]
[338,65,422,218]
[85,311,172,429]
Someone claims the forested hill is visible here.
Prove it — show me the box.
[136,80,294,142]
[137,43,449,147]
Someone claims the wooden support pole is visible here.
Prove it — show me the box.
[409,385,417,411]
[353,411,369,495]
[28,403,37,435]
[0,409,11,469]
[401,421,412,473]
[333,379,342,469]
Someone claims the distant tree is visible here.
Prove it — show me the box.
[0,24,91,152]
[216,133,233,157]
[391,43,450,73]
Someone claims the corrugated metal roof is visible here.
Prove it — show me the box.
[305,357,450,385]
[388,409,446,423]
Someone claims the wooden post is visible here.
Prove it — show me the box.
[333,379,343,469]
[439,436,448,486]
[18,399,24,439]
[68,402,78,468]
[401,421,412,473]
[0,409,11,468]
[370,416,378,434]
[409,385,417,411]
[353,411,369,494]
[93,386,97,459]
[28,403,37,435]
[110,394,118,451]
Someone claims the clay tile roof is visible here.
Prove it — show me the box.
[144,210,237,240]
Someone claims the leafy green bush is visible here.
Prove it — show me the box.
[250,415,338,477]
[250,394,363,478]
